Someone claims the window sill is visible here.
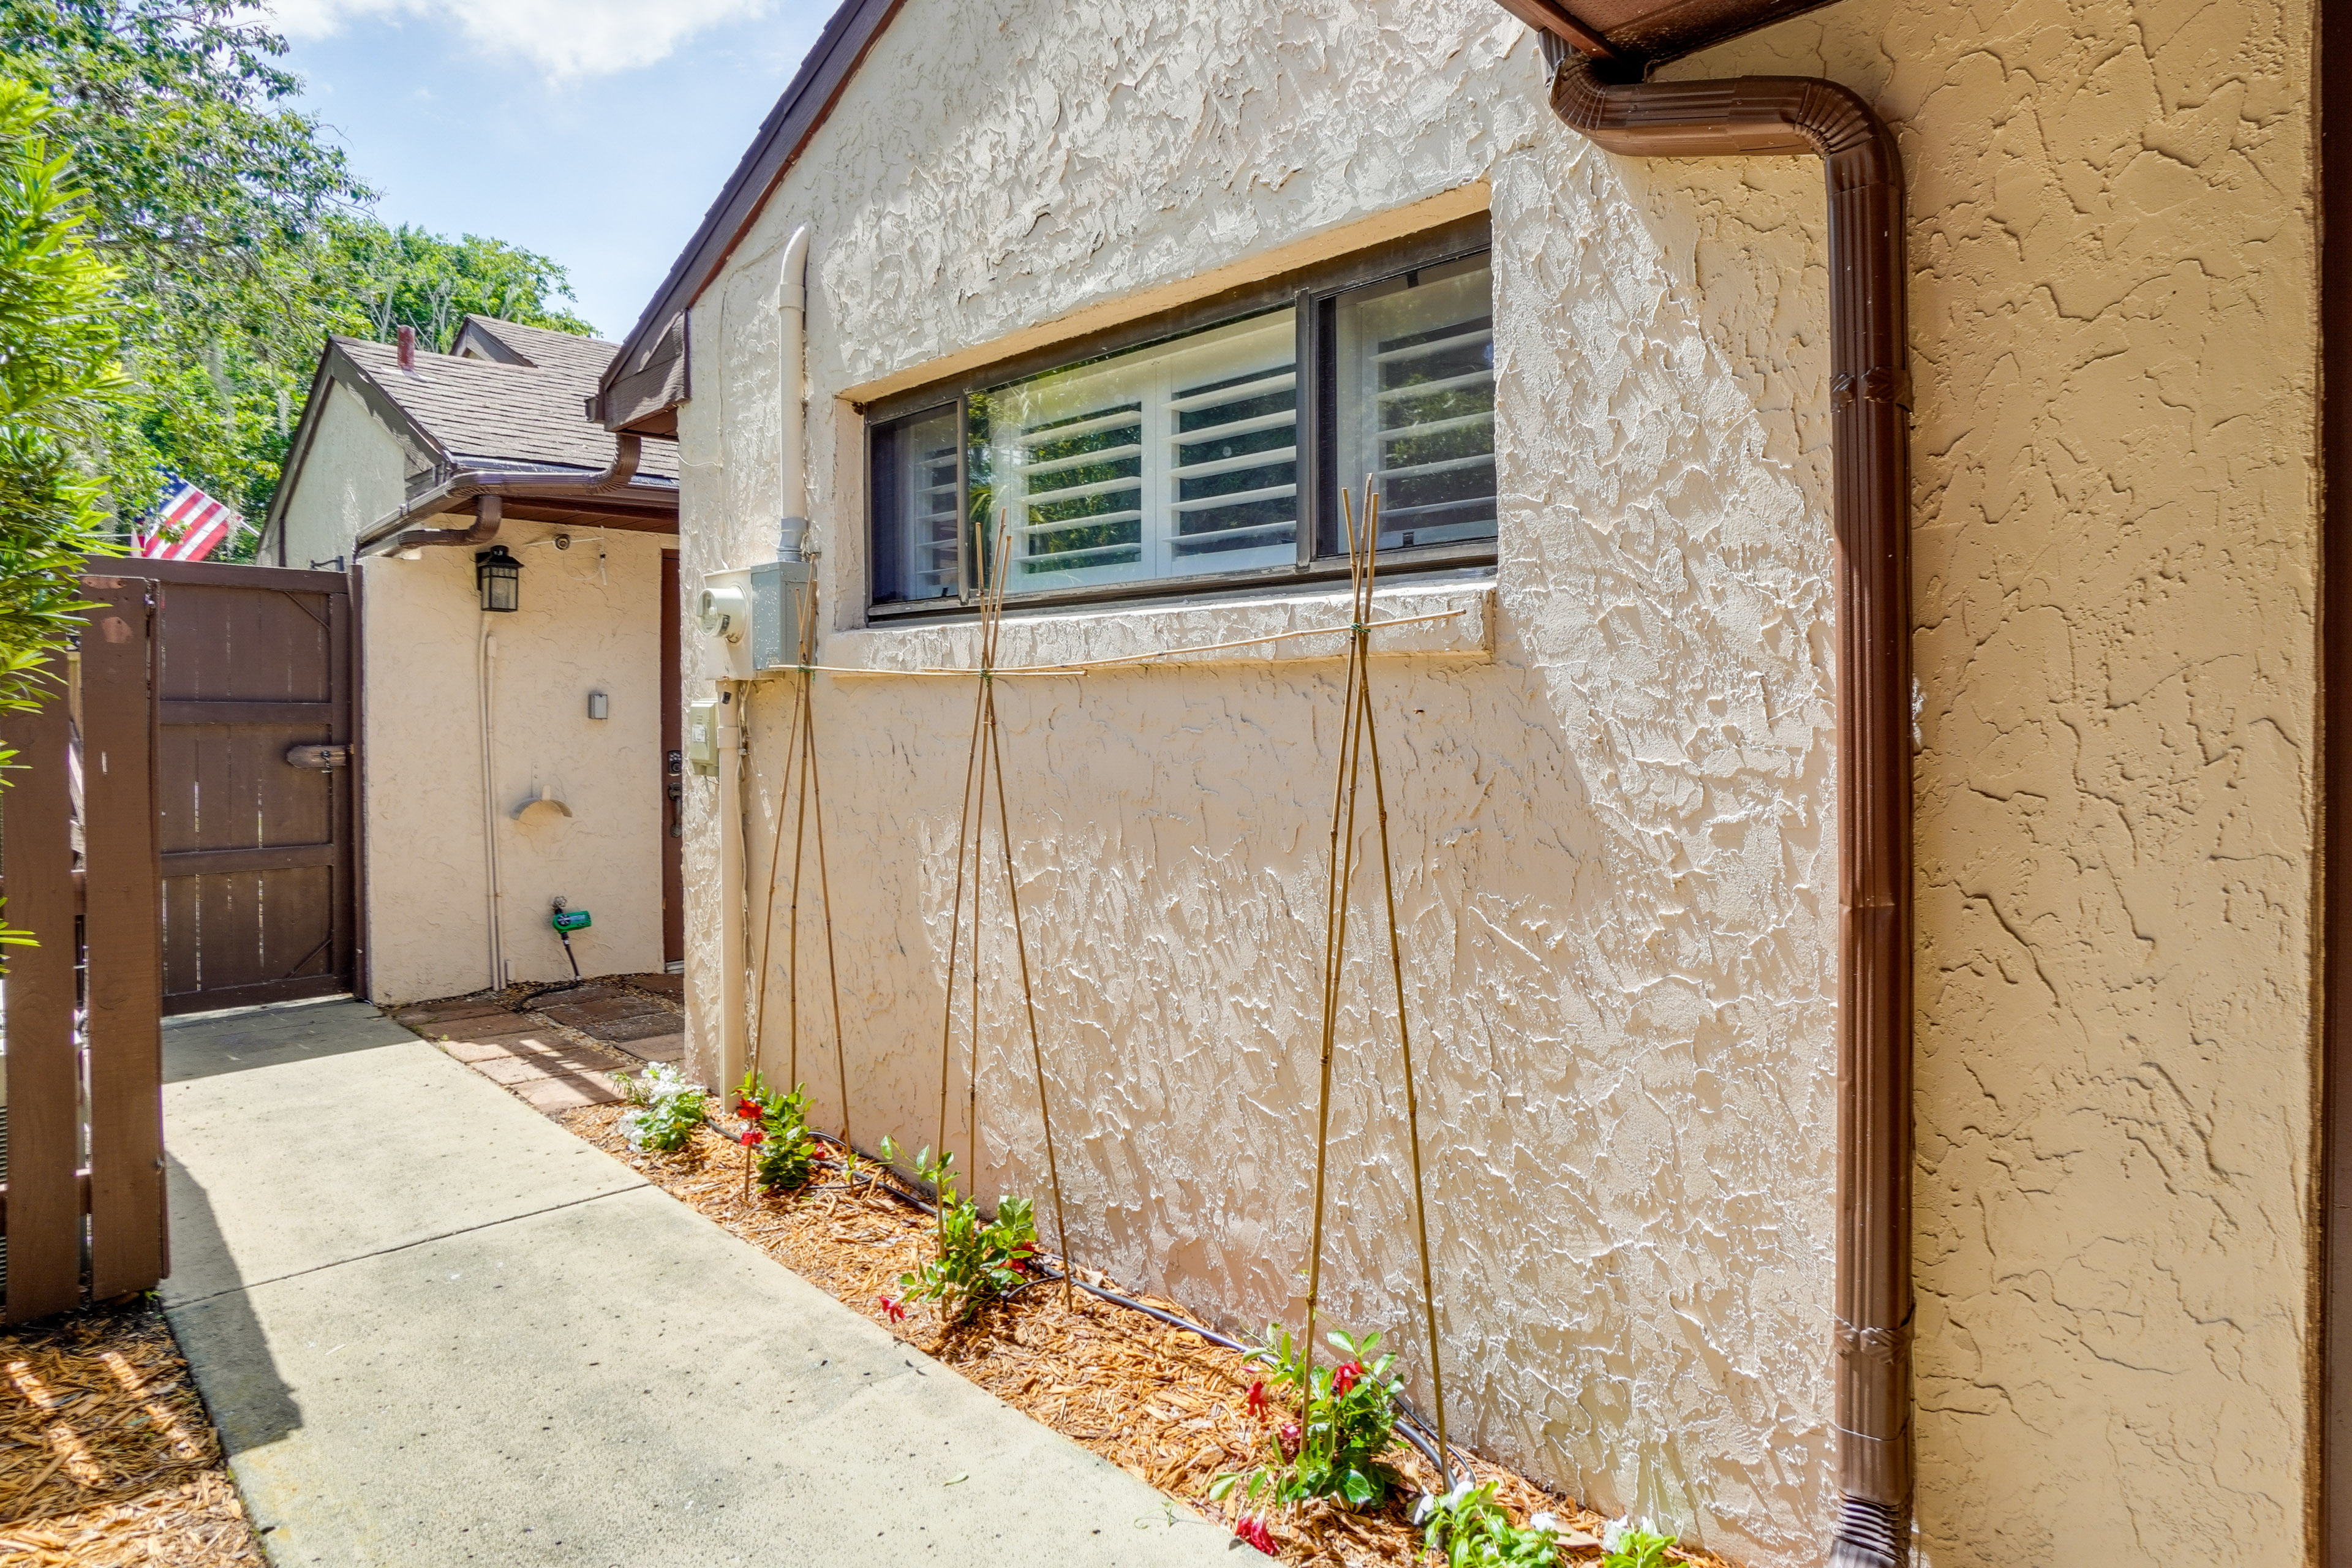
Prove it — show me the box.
[831,579,1493,674]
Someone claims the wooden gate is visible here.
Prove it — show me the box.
[146,560,355,1015]
[0,573,167,1321]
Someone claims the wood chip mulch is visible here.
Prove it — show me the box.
[562,1104,1739,1568]
[0,1302,264,1567]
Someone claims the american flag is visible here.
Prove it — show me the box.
[135,478,247,562]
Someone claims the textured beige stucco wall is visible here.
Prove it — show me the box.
[276,382,406,570]
[353,525,670,1003]
[671,1,2316,1563]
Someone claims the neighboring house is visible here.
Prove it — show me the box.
[590,2,2329,1567]
[261,316,683,1003]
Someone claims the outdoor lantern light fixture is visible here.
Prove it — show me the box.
[475,545,522,612]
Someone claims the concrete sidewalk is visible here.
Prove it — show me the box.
[161,999,1235,1567]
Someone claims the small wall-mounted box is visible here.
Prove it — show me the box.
[587,691,609,720]
[685,698,720,775]
[698,564,810,679]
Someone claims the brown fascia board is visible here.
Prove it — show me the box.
[593,0,908,434]
[1490,0,1844,67]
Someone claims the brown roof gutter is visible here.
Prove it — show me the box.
[1521,23,1915,1567]
[355,434,650,558]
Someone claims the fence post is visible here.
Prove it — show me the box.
[81,575,165,1300]
[1,658,81,1322]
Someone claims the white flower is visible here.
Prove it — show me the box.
[1412,1493,1437,1525]
[1529,1512,1559,1535]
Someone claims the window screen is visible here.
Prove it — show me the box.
[870,404,962,604]
[1330,255,1496,554]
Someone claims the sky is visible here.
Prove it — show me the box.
[264,0,840,342]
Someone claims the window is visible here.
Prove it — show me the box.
[867,225,1493,612]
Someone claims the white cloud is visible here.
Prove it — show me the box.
[265,0,774,79]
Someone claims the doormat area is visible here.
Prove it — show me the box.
[0,1302,264,1566]
[557,1103,1736,1568]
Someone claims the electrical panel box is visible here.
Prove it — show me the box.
[685,698,720,775]
[749,560,812,671]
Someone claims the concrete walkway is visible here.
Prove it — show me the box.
[161,999,1237,1567]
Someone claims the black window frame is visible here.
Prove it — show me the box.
[862,213,1494,621]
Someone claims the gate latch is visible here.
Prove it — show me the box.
[285,743,352,770]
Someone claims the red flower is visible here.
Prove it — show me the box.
[739,1129,766,1147]
[735,1098,764,1121]
[1234,1516,1277,1556]
[1278,1422,1302,1460]
[877,1294,907,1325]
[1246,1381,1269,1422]
[1332,1360,1361,1396]
[1008,1256,1030,1275]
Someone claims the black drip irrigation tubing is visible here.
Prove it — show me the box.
[689,1120,1465,1485]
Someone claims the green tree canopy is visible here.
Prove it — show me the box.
[0,0,595,547]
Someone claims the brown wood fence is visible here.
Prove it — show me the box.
[0,573,166,1321]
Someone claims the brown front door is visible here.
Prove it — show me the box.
[661,549,684,966]
[148,559,354,1014]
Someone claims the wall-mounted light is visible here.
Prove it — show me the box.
[475,545,521,612]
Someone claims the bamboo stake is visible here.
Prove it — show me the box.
[802,650,854,1144]
[984,665,1076,1305]
[1298,483,1455,1490]
[933,607,991,1231]
[748,649,809,1087]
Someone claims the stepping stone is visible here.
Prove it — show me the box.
[589,1012,687,1045]
[541,995,665,1028]
[618,1031,685,1064]
[626,973,685,1001]
[514,1073,623,1116]
[470,1042,622,1086]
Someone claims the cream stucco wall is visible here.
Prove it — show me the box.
[670,1,2317,1564]
[276,382,409,572]
[271,379,675,1002]
[354,526,670,1003]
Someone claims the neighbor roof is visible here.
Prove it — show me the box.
[338,334,680,480]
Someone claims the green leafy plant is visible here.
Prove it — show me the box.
[1211,1325,1404,1511]
[733,1071,816,1193]
[1601,1517,1676,1568]
[880,1140,1039,1323]
[1415,1480,1568,1567]
[616,1062,706,1153]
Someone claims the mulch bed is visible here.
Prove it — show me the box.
[0,1302,263,1567]
[562,1103,1736,1568]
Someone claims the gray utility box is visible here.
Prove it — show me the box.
[749,559,812,672]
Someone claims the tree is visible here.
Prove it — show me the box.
[0,74,119,715]
[0,1,594,549]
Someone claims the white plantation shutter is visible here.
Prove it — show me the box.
[1336,257,1496,551]
[899,408,962,599]
[986,311,1297,591]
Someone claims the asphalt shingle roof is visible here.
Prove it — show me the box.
[339,327,680,481]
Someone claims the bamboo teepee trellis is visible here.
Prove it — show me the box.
[930,524,1076,1302]
[749,570,853,1143]
[1300,485,1454,1489]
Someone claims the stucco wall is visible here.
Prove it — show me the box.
[669,1,2316,1563]
[276,382,407,571]
[355,525,670,1003]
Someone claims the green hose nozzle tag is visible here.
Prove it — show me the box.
[552,910,592,932]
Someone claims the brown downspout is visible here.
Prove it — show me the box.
[1537,38,1915,1568]
[356,432,647,557]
